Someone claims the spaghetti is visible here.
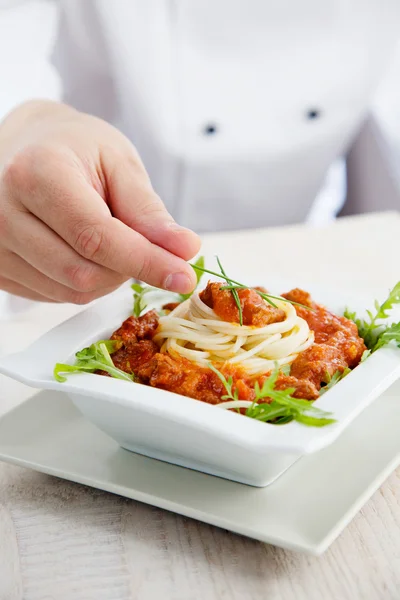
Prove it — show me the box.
[153,290,314,376]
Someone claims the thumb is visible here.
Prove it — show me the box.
[104,147,201,261]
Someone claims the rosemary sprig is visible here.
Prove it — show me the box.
[209,363,335,427]
[54,340,133,383]
[216,256,244,325]
[190,259,312,313]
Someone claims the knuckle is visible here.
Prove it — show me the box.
[1,145,49,191]
[135,253,153,283]
[2,154,29,190]
[73,223,108,262]
[140,195,166,219]
[66,289,98,306]
[63,262,97,292]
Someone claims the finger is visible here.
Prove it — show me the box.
[18,163,197,293]
[104,152,201,260]
[0,275,56,302]
[3,204,127,293]
[0,249,122,305]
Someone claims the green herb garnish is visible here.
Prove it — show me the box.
[54,340,133,383]
[279,364,291,376]
[131,255,205,314]
[360,349,371,362]
[131,283,154,317]
[179,256,205,302]
[216,256,244,325]
[344,281,400,354]
[190,258,312,315]
[208,363,239,401]
[209,363,335,427]
[319,368,351,396]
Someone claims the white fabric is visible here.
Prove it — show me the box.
[0,0,399,316]
[0,0,61,116]
[53,0,400,231]
[1,0,399,229]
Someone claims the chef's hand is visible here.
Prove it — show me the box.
[0,100,200,303]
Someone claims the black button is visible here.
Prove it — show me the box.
[306,109,321,120]
[203,123,218,135]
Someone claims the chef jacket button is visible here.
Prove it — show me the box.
[307,109,321,120]
[203,123,218,135]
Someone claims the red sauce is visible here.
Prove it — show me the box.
[282,289,366,386]
[100,287,366,406]
[162,302,180,312]
[111,310,159,343]
[199,282,285,326]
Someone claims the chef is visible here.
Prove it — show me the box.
[0,0,399,314]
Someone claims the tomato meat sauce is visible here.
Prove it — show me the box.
[99,284,366,405]
[199,282,285,326]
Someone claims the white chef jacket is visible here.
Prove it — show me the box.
[0,0,400,316]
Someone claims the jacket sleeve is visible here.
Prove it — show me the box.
[0,0,61,119]
[342,114,400,215]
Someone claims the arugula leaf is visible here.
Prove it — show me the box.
[360,349,371,362]
[294,414,336,427]
[131,283,144,294]
[344,281,400,354]
[179,256,205,301]
[208,363,239,401]
[209,363,335,427]
[131,283,153,317]
[279,364,291,376]
[372,321,400,351]
[375,282,400,319]
[319,368,351,396]
[75,340,118,362]
[247,366,335,426]
[54,340,133,383]
[246,401,289,422]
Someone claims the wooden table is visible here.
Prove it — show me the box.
[0,212,399,600]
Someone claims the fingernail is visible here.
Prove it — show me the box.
[164,272,194,293]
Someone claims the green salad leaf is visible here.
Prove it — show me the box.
[54,340,133,383]
[208,363,239,401]
[319,368,351,396]
[344,281,400,353]
[209,363,335,427]
[131,283,154,317]
[279,363,291,376]
[179,256,205,302]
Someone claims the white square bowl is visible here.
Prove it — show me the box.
[0,282,399,487]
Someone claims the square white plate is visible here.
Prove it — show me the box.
[0,386,399,555]
[0,278,400,487]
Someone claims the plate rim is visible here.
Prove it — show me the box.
[0,390,399,555]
